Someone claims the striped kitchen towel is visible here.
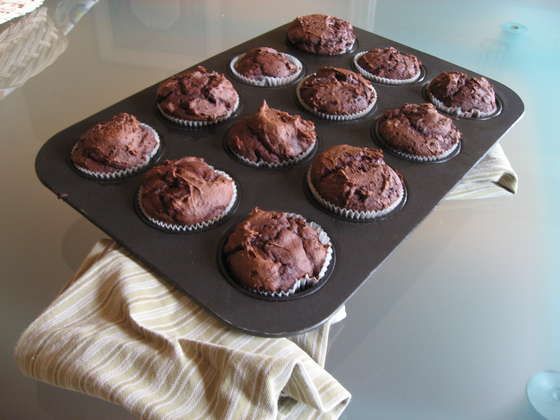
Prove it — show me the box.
[15,239,351,420]
[445,143,517,200]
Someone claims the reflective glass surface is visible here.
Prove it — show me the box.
[2,1,558,418]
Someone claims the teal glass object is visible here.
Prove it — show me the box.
[527,371,560,419]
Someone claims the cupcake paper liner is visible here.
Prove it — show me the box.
[296,74,377,121]
[229,53,303,87]
[249,278,310,298]
[72,123,161,180]
[307,169,405,220]
[229,139,316,168]
[157,95,240,127]
[244,213,333,298]
[137,170,237,232]
[426,88,497,119]
[385,141,460,162]
[375,122,461,163]
[353,51,422,85]
[344,39,357,55]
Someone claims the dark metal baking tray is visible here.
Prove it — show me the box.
[35,23,524,336]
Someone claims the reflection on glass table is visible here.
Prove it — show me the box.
[0,0,97,100]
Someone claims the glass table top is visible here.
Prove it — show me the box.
[1,1,558,418]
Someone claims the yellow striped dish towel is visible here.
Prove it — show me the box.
[445,144,517,200]
[14,239,351,420]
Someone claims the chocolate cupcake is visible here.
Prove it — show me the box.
[308,145,404,220]
[378,103,462,162]
[297,67,377,120]
[223,208,332,297]
[427,71,497,118]
[226,101,316,167]
[138,156,237,232]
[71,112,160,179]
[230,47,302,87]
[287,14,356,56]
[156,66,239,126]
[354,46,422,84]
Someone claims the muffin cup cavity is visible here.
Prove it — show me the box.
[157,95,240,127]
[353,51,422,85]
[373,120,461,163]
[229,53,303,87]
[223,212,334,299]
[425,85,499,119]
[307,169,405,220]
[137,169,238,232]
[296,74,377,121]
[72,123,161,180]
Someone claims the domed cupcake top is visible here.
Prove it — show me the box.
[298,67,375,116]
[357,46,421,81]
[226,101,316,165]
[287,14,356,55]
[223,207,330,293]
[156,65,239,122]
[309,144,404,213]
[378,103,461,160]
[427,71,497,117]
[71,112,158,174]
[234,47,298,78]
[139,156,235,226]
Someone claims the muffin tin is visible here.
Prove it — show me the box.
[36,23,524,336]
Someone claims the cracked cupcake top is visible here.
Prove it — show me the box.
[226,101,316,164]
[378,103,461,158]
[234,47,298,79]
[428,71,497,115]
[287,14,356,55]
[299,67,375,115]
[71,113,158,173]
[140,156,234,226]
[223,208,329,292]
[309,144,403,212]
[156,66,239,122]
[357,46,421,80]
